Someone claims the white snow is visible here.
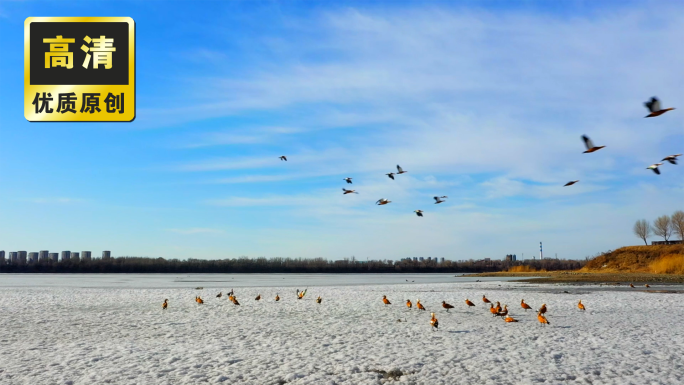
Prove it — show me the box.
[1,276,682,385]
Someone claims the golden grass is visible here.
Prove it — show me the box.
[507,265,547,273]
[582,245,684,274]
[649,254,684,274]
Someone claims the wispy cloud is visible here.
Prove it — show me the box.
[166,228,224,235]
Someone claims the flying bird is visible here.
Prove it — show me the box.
[342,188,358,194]
[386,173,395,180]
[414,210,424,217]
[343,178,353,184]
[434,196,448,204]
[647,163,663,175]
[376,198,392,205]
[644,97,676,118]
[564,180,579,187]
[582,135,605,153]
[662,154,682,165]
[279,156,287,161]
[396,165,407,174]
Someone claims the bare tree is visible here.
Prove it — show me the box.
[633,219,651,245]
[672,210,684,241]
[652,215,672,242]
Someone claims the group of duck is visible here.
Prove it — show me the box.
[278,97,679,215]
[571,97,679,185]
[161,288,323,310]
[383,294,589,331]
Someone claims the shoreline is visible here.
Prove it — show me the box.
[471,271,684,284]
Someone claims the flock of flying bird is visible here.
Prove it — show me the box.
[279,97,679,214]
[574,97,679,181]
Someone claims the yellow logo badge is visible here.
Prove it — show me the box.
[24,17,135,122]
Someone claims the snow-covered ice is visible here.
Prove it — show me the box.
[1,275,683,385]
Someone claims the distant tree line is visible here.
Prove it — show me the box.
[0,255,585,274]
[634,210,684,245]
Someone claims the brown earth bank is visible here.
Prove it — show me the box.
[474,244,684,284]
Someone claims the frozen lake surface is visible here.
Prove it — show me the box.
[1,275,682,384]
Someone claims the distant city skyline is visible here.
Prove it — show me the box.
[0,0,682,261]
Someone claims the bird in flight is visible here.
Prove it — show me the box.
[414,210,423,217]
[376,198,392,205]
[662,154,682,165]
[386,173,395,180]
[279,156,287,161]
[434,196,448,204]
[343,178,353,184]
[644,97,676,118]
[396,165,407,174]
[342,188,358,194]
[582,135,605,153]
[647,163,663,175]
[564,180,579,187]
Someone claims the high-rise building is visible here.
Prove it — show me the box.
[29,252,39,263]
[419,257,424,261]
[71,252,80,261]
[10,252,18,262]
[102,251,111,260]
[39,250,49,261]
[440,257,445,263]
[82,251,92,261]
[18,251,27,264]
[49,253,58,262]
[412,257,418,262]
[61,251,71,261]
[0,250,4,265]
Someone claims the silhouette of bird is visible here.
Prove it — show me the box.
[564,180,579,187]
[255,294,261,301]
[434,196,448,204]
[644,97,676,118]
[662,154,682,165]
[279,156,287,161]
[216,292,222,298]
[465,299,475,307]
[344,178,353,184]
[396,165,407,174]
[521,299,532,311]
[414,210,423,217]
[582,135,605,153]
[386,173,395,180]
[376,198,392,205]
[442,301,455,312]
[578,300,585,311]
[342,188,358,194]
[647,163,663,175]
[406,299,412,309]
[162,299,168,310]
[430,312,439,330]
[383,295,391,305]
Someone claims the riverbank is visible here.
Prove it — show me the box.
[471,271,684,284]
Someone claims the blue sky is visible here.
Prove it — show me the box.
[0,0,682,261]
